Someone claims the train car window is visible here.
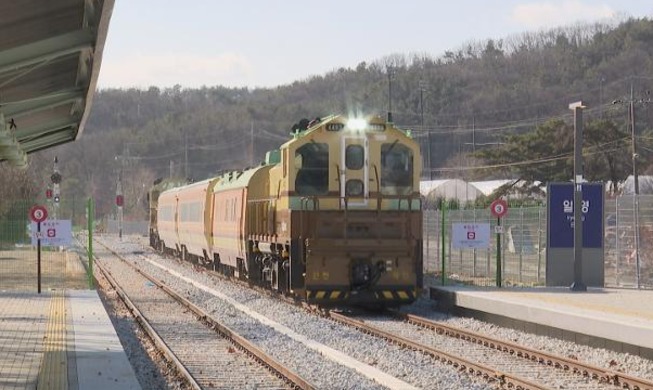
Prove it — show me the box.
[381,143,413,195]
[295,142,329,195]
[190,202,200,221]
[345,145,364,170]
[159,206,173,221]
[180,202,201,222]
[225,199,232,221]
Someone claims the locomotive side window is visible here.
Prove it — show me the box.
[345,145,364,170]
[295,142,329,195]
[381,142,413,195]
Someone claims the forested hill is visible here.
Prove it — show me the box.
[22,17,653,216]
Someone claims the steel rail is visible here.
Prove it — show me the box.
[141,240,652,389]
[93,252,202,389]
[95,240,316,390]
[328,311,550,390]
[391,310,653,390]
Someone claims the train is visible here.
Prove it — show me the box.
[148,114,423,306]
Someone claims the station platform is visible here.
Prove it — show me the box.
[0,289,140,390]
[430,285,653,359]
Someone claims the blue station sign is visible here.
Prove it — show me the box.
[547,182,604,248]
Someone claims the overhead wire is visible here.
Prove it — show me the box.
[427,144,630,173]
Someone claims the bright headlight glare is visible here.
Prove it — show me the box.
[347,118,367,131]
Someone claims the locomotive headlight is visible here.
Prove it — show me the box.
[347,118,367,131]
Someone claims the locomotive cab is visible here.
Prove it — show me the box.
[268,115,423,306]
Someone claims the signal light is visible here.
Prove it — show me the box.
[54,195,60,203]
[116,195,124,207]
[46,189,53,199]
[50,172,62,184]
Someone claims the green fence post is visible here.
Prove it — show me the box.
[87,197,94,289]
[441,202,447,286]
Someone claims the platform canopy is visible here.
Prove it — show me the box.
[0,0,114,168]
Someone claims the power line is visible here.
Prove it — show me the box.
[426,145,628,173]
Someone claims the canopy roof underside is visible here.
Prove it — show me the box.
[0,0,114,168]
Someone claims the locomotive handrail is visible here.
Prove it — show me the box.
[372,164,381,211]
[300,196,319,211]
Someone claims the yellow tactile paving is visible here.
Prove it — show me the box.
[37,289,68,390]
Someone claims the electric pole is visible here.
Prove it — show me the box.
[183,130,189,179]
[116,173,123,240]
[250,122,255,167]
[630,83,639,196]
[612,80,652,288]
[419,80,431,179]
[387,65,395,123]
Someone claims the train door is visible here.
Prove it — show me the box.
[340,135,369,207]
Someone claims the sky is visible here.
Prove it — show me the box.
[97,0,653,90]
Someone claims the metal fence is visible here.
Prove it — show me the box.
[424,206,546,287]
[0,200,91,291]
[1,196,652,291]
[424,195,653,289]
[608,196,653,288]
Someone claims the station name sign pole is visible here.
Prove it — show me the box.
[570,101,587,292]
[29,205,48,294]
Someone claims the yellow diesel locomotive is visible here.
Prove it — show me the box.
[149,114,423,306]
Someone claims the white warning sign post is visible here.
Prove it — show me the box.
[30,220,72,247]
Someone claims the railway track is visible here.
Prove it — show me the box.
[91,235,653,390]
[92,241,315,390]
[392,311,653,390]
[328,310,653,390]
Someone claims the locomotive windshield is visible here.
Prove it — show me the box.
[295,142,329,195]
[381,142,413,195]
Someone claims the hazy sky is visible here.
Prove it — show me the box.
[97,0,653,89]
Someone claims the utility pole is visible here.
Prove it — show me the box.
[613,80,651,194]
[183,130,189,179]
[612,80,652,288]
[599,76,605,117]
[472,116,476,153]
[419,80,431,179]
[250,122,255,166]
[630,83,639,195]
[116,172,123,240]
[387,65,395,123]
